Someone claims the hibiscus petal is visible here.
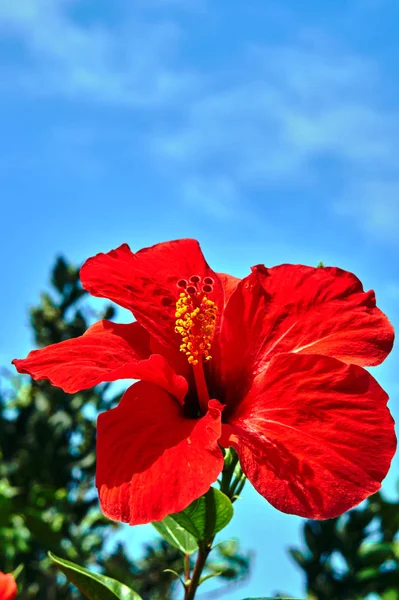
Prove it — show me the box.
[80,240,230,353]
[96,382,224,524]
[223,353,396,519]
[12,320,187,400]
[0,573,17,600]
[216,272,241,303]
[219,264,394,397]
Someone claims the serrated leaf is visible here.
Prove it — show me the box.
[48,552,142,599]
[172,487,233,543]
[152,515,198,554]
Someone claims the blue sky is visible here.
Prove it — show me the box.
[1,0,399,597]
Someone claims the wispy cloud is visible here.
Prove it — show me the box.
[153,41,393,175]
[181,176,241,220]
[2,0,398,236]
[149,33,399,231]
[0,0,199,106]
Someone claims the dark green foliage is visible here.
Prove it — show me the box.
[204,539,251,584]
[0,257,250,599]
[102,541,182,600]
[0,257,118,599]
[284,491,399,600]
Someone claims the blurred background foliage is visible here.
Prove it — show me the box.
[0,257,250,599]
[0,257,398,599]
[280,484,399,600]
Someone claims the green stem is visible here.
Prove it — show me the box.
[184,553,191,583]
[229,472,247,502]
[184,543,213,600]
[184,449,245,598]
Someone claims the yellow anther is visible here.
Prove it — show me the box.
[174,290,218,364]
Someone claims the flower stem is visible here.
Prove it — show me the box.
[184,543,213,600]
[184,553,190,583]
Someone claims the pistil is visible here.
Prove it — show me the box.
[192,360,210,415]
[174,275,218,415]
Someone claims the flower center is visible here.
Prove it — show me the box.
[174,276,218,365]
[175,275,218,415]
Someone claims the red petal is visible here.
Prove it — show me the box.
[219,264,394,397]
[96,382,224,524]
[0,573,17,600]
[80,240,230,353]
[13,320,187,400]
[223,353,396,519]
[216,272,240,303]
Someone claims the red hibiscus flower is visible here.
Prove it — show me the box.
[13,239,396,524]
[0,572,17,600]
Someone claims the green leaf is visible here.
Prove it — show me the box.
[11,564,24,580]
[356,566,380,582]
[382,590,399,600]
[172,487,233,543]
[357,542,394,566]
[303,522,320,557]
[289,549,306,567]
[152,515,198,554]
[48,552,142,599]
[199,571,223,585]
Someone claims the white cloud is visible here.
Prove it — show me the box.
[180,176,241,219]
[2,0,398,235]
[150,36,399,230]
[153,40,396,178]
[0,0,199,106]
